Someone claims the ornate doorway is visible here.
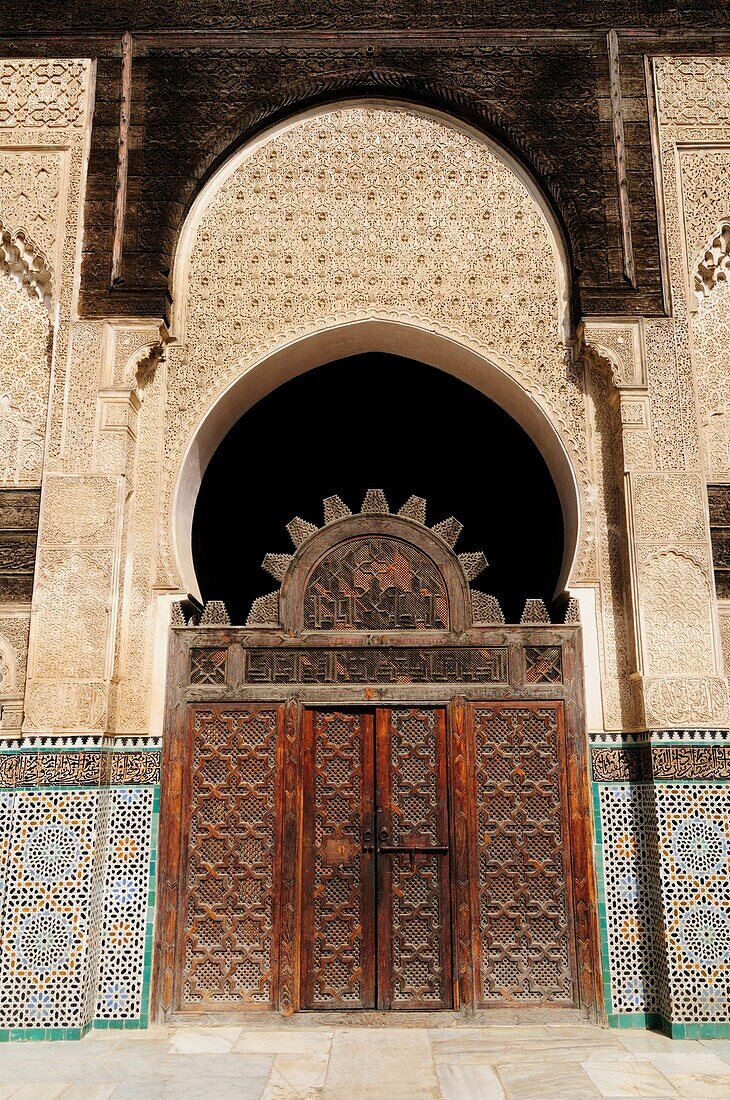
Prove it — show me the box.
[154,494,601,1020]
[300,707,452,1011]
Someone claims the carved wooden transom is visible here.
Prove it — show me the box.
[247,491,494,630]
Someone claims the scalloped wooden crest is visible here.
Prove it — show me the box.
[248,492,499,627]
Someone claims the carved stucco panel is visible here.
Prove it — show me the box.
[0,273,50,485]
[0,60,95,472]
[0,59,90,130]
[0,613,29,696]
[583,321,644,388]
[109,325,163,386]
[160,105,592,589]
[618,393,654,473]
[631,472,707,544]
[24,473,123,732]
[621,429,655,473]
[648,59,730,472]
[0,633,15,696]
[678,147,730,287]
[644,676,729,728]
[720,604,730,678]
[654,58,730,127]
[0,149,63,264]
[677,143,730,483]
[41,473,119,547]
[31,549,113,681]
[638,549,715,678]
[691,272,730,482]
[24,680,107,732]
[642,317,697,471]
[59,322,104,473]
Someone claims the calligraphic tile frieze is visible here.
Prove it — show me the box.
[0,749,161,789]
[591,746,650,783]
[592,743,730,782]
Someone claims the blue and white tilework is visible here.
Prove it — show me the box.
[656,785,730,1024]
[599,783,660,1014]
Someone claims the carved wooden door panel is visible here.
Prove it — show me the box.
[376,707,453,1010]
[471,702,577,1006]
[300,707,452,1011]
[175,705,280,1010]
[301,709,376,1009]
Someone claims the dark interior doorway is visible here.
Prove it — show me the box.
[192,353,564,624]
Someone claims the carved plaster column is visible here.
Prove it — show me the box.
[22,322,163,737]
[625,470,726,730]
[585,319,729,733]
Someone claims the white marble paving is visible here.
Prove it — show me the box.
[0,1023,728,1098]
[581,1057,677,1097]
[435,1062,506,1099]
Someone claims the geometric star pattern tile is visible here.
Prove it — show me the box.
[598,780,730,1025]
[95,786,156,1023]
[0,788,101,1029]
[599,783,661,1015]
[656,784,730,1024]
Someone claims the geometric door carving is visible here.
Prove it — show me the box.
[177,705,279,1009]
[156,613,599,1023]
[156,511,598,1021]
[300,707,452,1010]
[300,709,374,1009]
[472,702,575,1004]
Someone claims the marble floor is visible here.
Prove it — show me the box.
[1,1023,730,1099]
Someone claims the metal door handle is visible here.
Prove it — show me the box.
[376,807,389,845]
[378,845,448,854]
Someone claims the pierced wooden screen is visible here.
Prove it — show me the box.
[303,537,449,630]
[380,708,452,1009]
[472,702,574,1004]
[301,710,375,1008]
[180,705,278,1008]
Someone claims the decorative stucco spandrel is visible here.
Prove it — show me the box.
[160,105,595,590]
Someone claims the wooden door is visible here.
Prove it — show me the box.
[376,707,453,1010]
[300,707,452,1010]
[300,709,376,1009]
[471,702,578,1006]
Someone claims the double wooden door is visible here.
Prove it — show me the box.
[300,707,452,1010]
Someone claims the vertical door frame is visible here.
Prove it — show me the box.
[447,695,480,1010]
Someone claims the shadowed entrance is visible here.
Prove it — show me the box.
[192,353,564,624]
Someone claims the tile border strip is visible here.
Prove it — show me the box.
[591,742,730,782]
[0,749,162,789]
